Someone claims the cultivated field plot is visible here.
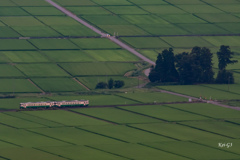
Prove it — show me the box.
[0,39,36,50]
[31,78,87,92]
[131,122,228,141]
[116,92,188,103]
[0,79,40,93]
[71,107,162,124]
[180,121,240,138]
[0,64,25,77]
[66,6,111,15]
[16,64,70,77]
[2,51,50,63]
[60,62,137,76]
[24,110,109,126]
[91,143,189,160]
[120,105,210,121]
[166,103,240,119]
[77,76,145,89]
[201,84,240,95]
[158,85,240,100]
[79,124,173,143]
[143,141,240,160]
[49,94,139,106]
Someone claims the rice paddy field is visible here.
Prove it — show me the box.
[0,0,240,159]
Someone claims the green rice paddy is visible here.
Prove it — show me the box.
[0,1,239,159]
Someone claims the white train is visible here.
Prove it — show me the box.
[20,100,89,109]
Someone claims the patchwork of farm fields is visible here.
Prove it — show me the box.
[0,0,240,159]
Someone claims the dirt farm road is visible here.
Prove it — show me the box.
[45,0,240,111]
[45,0,155,66]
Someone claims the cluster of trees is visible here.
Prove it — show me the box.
[96,78,125,89]
[149,45,238,85]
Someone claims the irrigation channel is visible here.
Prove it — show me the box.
[44,0,240,111]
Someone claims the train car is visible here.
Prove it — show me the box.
[20,100,89,109]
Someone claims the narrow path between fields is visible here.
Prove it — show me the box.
[73,78,90,91]
[45,0,155,66]
[45,0,240,111]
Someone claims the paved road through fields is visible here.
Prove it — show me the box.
[45,0,155,66]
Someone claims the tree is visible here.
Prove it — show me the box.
[95,82,108,89]
[217,45,238,70]
[148,48,179,83]
[108,78,114,89]
[175,47,214,84]
[215,70,234,84]
[114,80,125,88]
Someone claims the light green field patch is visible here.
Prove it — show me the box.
[160,36,213,48]
[37,145,126,160]
[80,125,173,143]
[180,121,240,138]
[196,13,240,22]
[0,0,16,6]
[12,26,61,37]
[82,15,130,25]
[11,0,51,6]
[141,5,186,14]
[0,26,20,37]
[60,62,137,76]
[99,25,150,36]
[139,50,159,61]
[92,0,132,5]
[0,148,67,160]
[54,0,96,6]
[91,143,189,160]
[32,78,87,92]
[0,7,29,16]
[67,6,111,15]
[0,79,40,93]
[120,37,171,49]
[177,5,223,13]
[51,25,99,36]
[0,113,45,129]
[216,23,240,33]
[131,123,227,141]
[30,127,123,145]
[139,24,190,35]
[128,0,168,5]
[0,52,11,62]
[16,64,70,77]
[214,4,240,13]
[122,15,169,25]
[3,51,50,63]
[83,49,140,61]
[0,64,24,77]
[167,103,240,119]
[176,24,230,34]
[165,0,205,4]
[72,107,162,124]
[29,39,79,50]
[25,110,108,126]
[143,141,240,160]
[202,0,239,4]
[36,16,81,26]
[0,124,67,147]
[0,39,36,50]
[5,111,64,127]
[0,16,44,26]
[50,94,138,106]
[158,85,240,100]
[104,6,148,15]
[116,92,187,103]
[120,105,209,121]
[201,84,240,96]
[77,76,145,89]
[202,36,240,47]
[22,7,65,15]
[42,50,95,62]
[71,38,120,49]
[160,14,207,24]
